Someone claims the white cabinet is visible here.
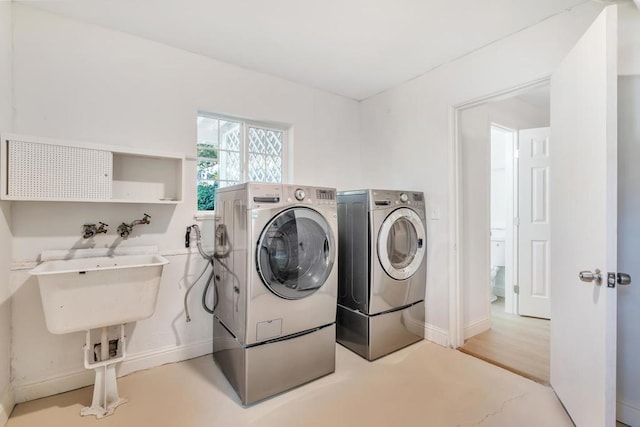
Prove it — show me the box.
[1,133,184,203]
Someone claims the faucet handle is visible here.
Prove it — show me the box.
[82,223,97,239]
[117,223,131,239]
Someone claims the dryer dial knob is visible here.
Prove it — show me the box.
[294,189,306,201]
[399,193,409,203]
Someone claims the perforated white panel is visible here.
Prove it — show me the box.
[7,139,112,199]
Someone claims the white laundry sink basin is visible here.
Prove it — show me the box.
[30,248,169,334]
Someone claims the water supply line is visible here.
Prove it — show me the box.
[183,223,237,322]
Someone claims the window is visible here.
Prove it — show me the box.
[196,114,287,211]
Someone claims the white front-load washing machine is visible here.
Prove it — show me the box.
[212,182,338,405]
[337,189,427,360]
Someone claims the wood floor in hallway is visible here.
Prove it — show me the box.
[459,297,550,384]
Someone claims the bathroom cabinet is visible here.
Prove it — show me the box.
[0,133,184,203]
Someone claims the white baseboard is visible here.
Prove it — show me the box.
[424,323,449,347]
[0,383,14,427]
[404,314,450,349]
[14,339,212,404]
[463,317,491,340]
[405,315,425,338]
[116,338,212,377]
[617,399,640,426]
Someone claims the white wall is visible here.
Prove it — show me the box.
[0,2,13,425]
[9,4,361,402]
[490,128,508,231]
[459,97,549,337]
[359,2,605,343]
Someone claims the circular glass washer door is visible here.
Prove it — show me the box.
[257,207,336,300]
[377,208,426,280]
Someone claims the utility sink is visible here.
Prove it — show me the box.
[30,247,169,334]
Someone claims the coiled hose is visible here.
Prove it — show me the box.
[183,224,214,322]
[183,223,237,322]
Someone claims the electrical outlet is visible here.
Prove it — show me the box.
[430,204,441,220]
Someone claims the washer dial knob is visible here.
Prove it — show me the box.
[399,193,409,203]
[294,189,306,201]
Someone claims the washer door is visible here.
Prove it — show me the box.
[377,208,426,280]
[257,207,336,299]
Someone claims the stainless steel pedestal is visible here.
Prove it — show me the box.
[336,301,424,361]
[213,316,336,405]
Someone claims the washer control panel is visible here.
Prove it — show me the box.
[294,188,306,201]
[283,185,336,205]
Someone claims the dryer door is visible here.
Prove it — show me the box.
[378,208,426,280]
[257,207,336,299]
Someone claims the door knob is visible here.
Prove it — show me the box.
[579,269,602,284]
[617,273,632,285]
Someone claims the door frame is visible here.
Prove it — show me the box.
[448,76,549,348]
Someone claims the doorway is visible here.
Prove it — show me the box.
[454,82,552,384]
[489,125,516,312]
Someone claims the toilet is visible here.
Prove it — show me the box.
[490,266,499,302]
[490,233,505,301]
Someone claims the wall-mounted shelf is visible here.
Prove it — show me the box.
[1,133,184,204]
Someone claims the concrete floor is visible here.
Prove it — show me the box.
[7,341,573,427]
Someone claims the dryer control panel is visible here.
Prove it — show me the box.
[371,189,425,209]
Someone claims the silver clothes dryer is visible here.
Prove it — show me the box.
[212,182,338,405]
[337,189,426,360]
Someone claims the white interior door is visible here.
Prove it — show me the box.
[550,5,618,427]
[518,127,551,319]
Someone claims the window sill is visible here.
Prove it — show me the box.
[194,211,216,221]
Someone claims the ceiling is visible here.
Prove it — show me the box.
[18,0,595,101]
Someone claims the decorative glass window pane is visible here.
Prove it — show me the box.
[248,127,266,153]
[248,153,266,182]
[219,150,241,182]
[220,121,240,150]
[265,130,283,156]
[265,155,282,183]
[249,127,283,157]
[197,115,286,211]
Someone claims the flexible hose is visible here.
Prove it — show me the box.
[183,224,213,322]
[183,258,211,322]
[190,224,214,261]
[201,259,215,314]
[212,256,240,312]
[183,223,235,321]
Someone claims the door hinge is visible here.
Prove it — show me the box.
[514,217,520,227]
[514,285,519,294]
[514,149,519,159]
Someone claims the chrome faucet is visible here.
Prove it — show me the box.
[117,214,151,239]
[83,222,108,239]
